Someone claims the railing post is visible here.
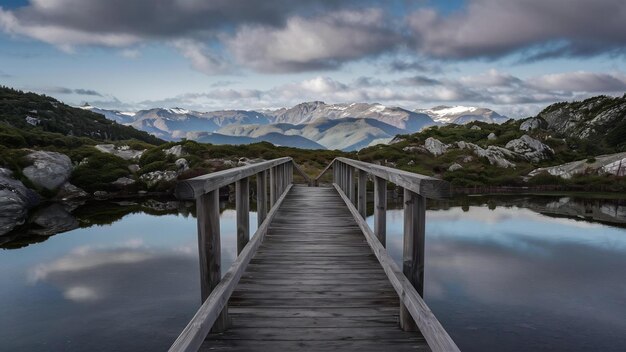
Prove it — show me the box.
[236,177,250,255]
[358,170,367,218]
[400,189,425,331]
[270,166,276,207]
[257,171,267,226]
[374,176,387,247]
[196,190,228,332]
[348,166,355,204]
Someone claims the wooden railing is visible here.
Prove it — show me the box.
[316,157,459,352]
[171,157,296,352]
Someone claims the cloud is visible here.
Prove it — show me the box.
[407,0,626,60]
[226,8,402,72]
[44,86,103,96]
[171,39,231,74]
[394,75,442,86]
[460,69,524,88]
[528,71,626,92]
[0,70,12,78]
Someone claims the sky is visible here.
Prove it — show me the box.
[0,0,625,117]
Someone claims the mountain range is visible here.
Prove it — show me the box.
[82,102,509,151]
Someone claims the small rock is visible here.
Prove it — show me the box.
[140,170,178,187]
[462,155,474,163]
[487,132,497,140]
[128,164,140,173]
[424,137,449,156]
[470,125,481,130]
[95,144,145,160]
[520,117,543,131]
[28,203,79,236]
[175,158,189,173]
[94,191,108,198]
[112,177,136,187]
[448,163,463,172]
[407,160,415,166]
[164,145,184,158]
[22,151,73,190]
[56,182,88,200]
[505,135,554,162]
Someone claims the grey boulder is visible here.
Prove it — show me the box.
[22,151,72,190]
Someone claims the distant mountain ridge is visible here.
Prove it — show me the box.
[82,101,511,151]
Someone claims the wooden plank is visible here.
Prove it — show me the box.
[168,185,293,352]
[236,178,250,255]
[175,157,291,199]
[201,339,429,352]
[333,184,460,352]
[374,176,387,247]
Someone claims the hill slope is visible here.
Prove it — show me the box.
[0,87,162,145]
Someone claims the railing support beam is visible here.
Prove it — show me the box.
[374,176,387,247]
[236,178,250,255]
[256,171,267,226]
[357,170,367,218]
[348,166,355,205]
[400,189,425,331]
[196,190,228,332]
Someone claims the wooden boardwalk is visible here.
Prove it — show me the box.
[201,186,428,351]
[171,157,458,352]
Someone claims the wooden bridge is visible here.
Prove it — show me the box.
[171,157,458,352]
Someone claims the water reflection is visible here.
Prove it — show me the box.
[0,197,257,352]
[1,193,625,351]
[367,194,626,352]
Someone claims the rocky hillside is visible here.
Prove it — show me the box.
[0,87,162,145]
[358,95,626,189]
[532,94,626,149]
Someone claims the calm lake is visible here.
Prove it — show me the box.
[1,193,625,351]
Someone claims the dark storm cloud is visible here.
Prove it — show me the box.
[1,0,625,73]
[407,0,626,60]
[8,0,360,38]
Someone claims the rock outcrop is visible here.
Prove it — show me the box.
[0,169,40,236]
[22,151,72,190]
[448,163,463,172]
[505,135,554,162]
[529,152,626,179]
[56,182,88,201]
[95,144,145,160]
[140,171,178,187]
[165,145,184,157]
[424,137,449,156]
[457,141,516,168]
[519,117,545,131]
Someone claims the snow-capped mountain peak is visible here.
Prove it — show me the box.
[416,105,509,125]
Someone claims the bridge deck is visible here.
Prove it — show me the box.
[201,185,429,351]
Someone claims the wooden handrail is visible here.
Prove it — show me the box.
[334,157,450,199]
[175,157,292,200]
[291,161,314,186]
